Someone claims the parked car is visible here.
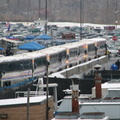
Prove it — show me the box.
[0,55,5,57]
[107,46,120,56]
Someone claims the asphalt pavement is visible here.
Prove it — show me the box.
[69,55,120,79]
[101,55,120,70]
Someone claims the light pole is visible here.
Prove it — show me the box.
[28,0,31,22]
[46,62,49,120]
[7,0,10,14]
[38,0,41,19]
[27,86,30,120]
[115,0,118,29]
[80,0,82,40]
[26,58,34,120]
[46,55,50,120]
[45,0,48,35]
[106,0,109,25]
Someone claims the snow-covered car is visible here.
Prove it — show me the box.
[107,46,120,56]
[0,55,5,57]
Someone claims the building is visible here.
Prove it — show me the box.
[62,33,75,39]
[0,96,54,120]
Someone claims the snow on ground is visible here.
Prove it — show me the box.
[48,22,120,29]
[9,21,120,29]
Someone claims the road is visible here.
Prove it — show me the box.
[70,55,120,79]
[101,56,120,70]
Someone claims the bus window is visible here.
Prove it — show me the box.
[3,81,11,87]
[84,50,87,54]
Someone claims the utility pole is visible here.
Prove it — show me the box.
[46,62,49,120]
[17,0,20,16]
[106,0,109,24]
[45,0,48,35]
[80,0,82,40]
[28,0,31,21]
[7,0,10,14]
[46,55,50,120]
[38,0,41,18]
[26,58,34,120]
[7,0,10,6]
[27,87,30,120]
[115,0,118,29]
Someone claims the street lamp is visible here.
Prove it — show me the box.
[93,64,102,99]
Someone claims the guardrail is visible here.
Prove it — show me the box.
[59,55,109,78]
